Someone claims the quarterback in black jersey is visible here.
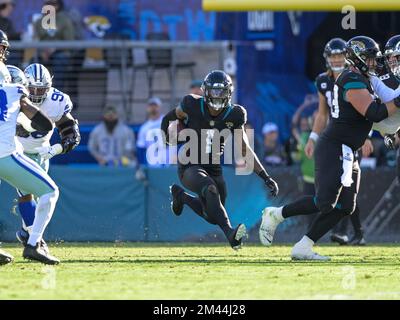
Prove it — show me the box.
[259,36,400,260]
[161,70,279,250]
[303,38,369,245]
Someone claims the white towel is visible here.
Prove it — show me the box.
[341,144,354,187]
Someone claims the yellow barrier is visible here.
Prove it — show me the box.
[203,0,400,11]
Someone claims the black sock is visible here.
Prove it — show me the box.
[282,195,319,218]
[203,188,233,236]
[350,205,363,236]
[306,208,347,242]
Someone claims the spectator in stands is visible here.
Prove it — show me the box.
[137,97,174,166]
[88,105,136,167]
[190,80,203,95]
[262,122,287,167]
[34,0,76,91]
[0,0,18,39]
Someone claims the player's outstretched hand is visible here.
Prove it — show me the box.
[265,176,279,197]
[384,134,397,150]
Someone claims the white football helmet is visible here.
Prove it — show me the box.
[24,63,53,105]
[7,65,28,87]
[0,62,11,84]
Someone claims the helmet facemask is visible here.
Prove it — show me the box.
[385,46,400,77]
[28,86,50,105]
[203,85,231,111]
[0,45,9,62]
[326,52,346,73]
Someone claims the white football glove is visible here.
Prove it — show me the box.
[35,144,63,160]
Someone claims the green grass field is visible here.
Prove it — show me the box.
[0,243,399,300]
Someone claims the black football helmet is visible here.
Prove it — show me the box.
[384,35,400,76]
[323,38,347,72]
[0,29,9,62]
[345,36,381,76]
[201,70,233,111]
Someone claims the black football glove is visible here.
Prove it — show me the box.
[258,171,279,197]
[265,176,279,197]
[16,123,30,138]
[384,134,397,150]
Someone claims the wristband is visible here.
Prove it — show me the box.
[309,132,319,142]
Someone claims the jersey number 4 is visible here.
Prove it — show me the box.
[331,85,340,119]
[0,89,9,122]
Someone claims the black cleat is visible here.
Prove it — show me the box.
[0,249,14,265]
[330,233,349,245]
[170,184,184,216]
[349,234,366,246]
[228,224,247,250]
[23,244,60,265]
[16,229,49,254]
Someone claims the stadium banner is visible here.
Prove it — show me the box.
[203,0,400,11]
[0,166,397,243]
[13,0,216,41]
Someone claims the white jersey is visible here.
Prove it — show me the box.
[371,76,400,135]
[0,83,29,158]
[17,87,73,154]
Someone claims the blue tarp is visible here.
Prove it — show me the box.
[0,166,270,242]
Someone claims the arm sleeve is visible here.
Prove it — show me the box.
[370,76,400,103]
[234,106,247,129]
[161,109,179,135]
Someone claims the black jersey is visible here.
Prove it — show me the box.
[323,69,374,151]
[315,72,335,117]
[178,94,247,172]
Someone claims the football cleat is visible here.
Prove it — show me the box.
[23,244,59,265]
[330,233,349,245]
[259,207,283,246]
[170,184,184,216]
[0,249,14,265]
[229,224,247,250]
[16,229,49,254]
[349,234,366,246]
[291,243,331,261]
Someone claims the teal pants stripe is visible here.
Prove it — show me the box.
[0,153,57,197]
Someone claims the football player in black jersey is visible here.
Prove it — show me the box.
[161,70,279,250]
[305,38,369,246]
[259,36,400,260]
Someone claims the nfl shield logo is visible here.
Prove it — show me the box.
[210,120,215,127]
[225,122,234,129]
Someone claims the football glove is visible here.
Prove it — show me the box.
[264,176,279,197]
[35,144,63,160]
[384,134,396,150]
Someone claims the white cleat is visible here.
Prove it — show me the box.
[231,224,247,250]
[259,207,283,246]
[291,243,331,261]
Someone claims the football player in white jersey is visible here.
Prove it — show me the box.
[10,63,80,252]
[0,62,60,265]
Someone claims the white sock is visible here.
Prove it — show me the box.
[296,235,314,248]
[274,206,284,223]
[28,190,59,247]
